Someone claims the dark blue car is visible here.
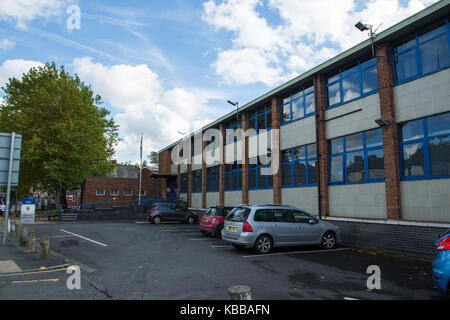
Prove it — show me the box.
[432,229,450,295]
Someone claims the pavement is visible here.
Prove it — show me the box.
[0,220,110,300]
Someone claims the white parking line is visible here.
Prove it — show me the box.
[59,229,108,247]
[211,245,231,248]
[344,297,360,300]
[241,247,349,258]
[188,238,209,241]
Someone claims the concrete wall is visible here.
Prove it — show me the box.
[280,116,316,150]
[191,192,202,208]
[248,189,273,205]
[206,192,220,208]
[224,191,242,207]
[394,68,450,123]
[281,187,319,215]
[328,183,387,219]
[326,93,380,140]
[401,179,450,223]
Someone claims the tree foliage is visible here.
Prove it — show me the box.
[0,62,119,198]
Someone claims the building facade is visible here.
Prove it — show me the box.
[158,2,450,255]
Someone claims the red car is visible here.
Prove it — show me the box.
[199,206,234,238]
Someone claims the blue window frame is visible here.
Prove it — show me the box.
[281,143,318,187]
[248,156,273,190]
[325,55,379,109]
[225,119,242,145]
[281,85,315,124]
[206,166,219,192]
[192,170,202,193]
[399,112,450,180]
[180,173,188,193]
[393,16,450,85]
[248,103,272,136]
[328,128,385,184]
[225,162,241,191]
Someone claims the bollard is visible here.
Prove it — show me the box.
[40,235,50,260]
[9,222,15,238]
[19,227,28,247]
[15,225,22,242]
[227,285,252,300]
[26,231,36,253]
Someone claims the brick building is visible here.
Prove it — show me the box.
[81,165,161,206]
[158,2,450,255]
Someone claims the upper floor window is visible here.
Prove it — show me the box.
[225,119,242,144]
[281,85,315,124]
[281,143,318,187]
[393,17,450,84]
[328,128,384,184]
[110,189,119,196]
[326,55,378,109]
[96,189,106,196]
[399,112,450,179]
[248,103,272,135]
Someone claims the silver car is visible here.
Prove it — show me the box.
[221,204,341,254]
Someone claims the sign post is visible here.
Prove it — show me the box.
[20,198,36,225]
[1,132,22,246]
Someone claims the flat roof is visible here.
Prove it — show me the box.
[159,0,450,153]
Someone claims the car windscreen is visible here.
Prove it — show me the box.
[204,208,217,217]
[226,207,251,222]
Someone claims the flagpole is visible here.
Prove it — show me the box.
[139,133,143,205]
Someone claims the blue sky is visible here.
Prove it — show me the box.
[0,0,439,163]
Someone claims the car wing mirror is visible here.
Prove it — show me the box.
[309,219,318,224]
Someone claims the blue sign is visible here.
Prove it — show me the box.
[22,198,36,205]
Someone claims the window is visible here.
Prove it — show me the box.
[225,162,242,191]
[139,190,146,196]
[399,112,450,179]
[281,85,315,124]
[192,170,202,193]
[207,166,219,192]
[393,17,450,84]
[249,156,273,190]
[180,173,188,193]
[124,190,133,196]
[254,209,274,222]
[281,143,318,187]
[96,189,105,196]
[110,189,119,196]
[325,55,378,109]
[248,103,272,135]
[225,119,242,144]
[328,128,384,184]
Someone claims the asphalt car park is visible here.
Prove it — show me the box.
[18,220,448,300]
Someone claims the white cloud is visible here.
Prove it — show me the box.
[0,0,74,29]
[72,57,218,162]
[0,38,15,51]
[0,59,44,90]
[203,0,439,87]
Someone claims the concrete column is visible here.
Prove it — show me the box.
[376,42,402,220]
[187,163,192,208]
[177,164,181,200]
[241,112,249,204]
[219,123,225,207]
[201,132,207,209]
[272,96,282,204]
[314,74,329,218]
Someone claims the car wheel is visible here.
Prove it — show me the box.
[215,224,224,238]
[152,216,162,224]
[321,231,337,249]
[187,216,195,224]
[254,235,273,254]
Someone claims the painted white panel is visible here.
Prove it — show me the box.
[224,191,243,206]
[328,183,386,219]
[191,193,202,209]
[248,189,273,205]
[401,179,450,223]
[206,192,220,208]
[281,187,318,214]
[280,116,316,150]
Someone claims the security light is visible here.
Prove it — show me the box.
[227,100,238,107]
[375,118,389,127]
[227,100,239,123]
[354,21,381,57]
[355,21,370,32]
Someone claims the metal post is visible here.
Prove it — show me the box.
[3,132,15,246]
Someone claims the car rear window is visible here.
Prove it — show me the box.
[204,208,217,217]
[226,207,251,222]
[222,207,234,217]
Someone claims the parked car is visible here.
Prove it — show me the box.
[199,206,235,238]
[148,203,198,224]
[221,204,341,254]
[432,229,450,295]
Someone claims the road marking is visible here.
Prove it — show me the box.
[0,260,22,273]
[48,235,74,239]
[188,238,209,241]
[211,245,231,248]
[135,221,150,224]
[344,297,360,300]
[241,247,350,258]
[12,278,60,284]
[59,229,108,247]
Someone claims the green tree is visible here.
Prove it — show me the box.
[148,151,159,165]
[0,62,119,208]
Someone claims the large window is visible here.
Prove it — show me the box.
[180,173,188,193]
[393,17,450,84]
[281,85,315,124]
[249,156,273,190]
[192,170,202,193]
[281,143,318,187]
[325,55,378,109]
[225,162,241,191]
[328,128,384,184]
[248,103,272,135]
[225,119,242,144]
[206,166,219,192]
[399,112,450,179]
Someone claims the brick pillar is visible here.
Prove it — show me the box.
[314,74,329,218]
[158,149,171,200]
[272,96,282,204]
[187,163,192,208]
[376,42,402,220]
[241,112,249,204]
[201,132,207,209]
[177,164,181,199]
[219,123,225,206]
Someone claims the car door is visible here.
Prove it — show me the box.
[271,209,299,244]
[162,204,177,221]
[174,205,187,221]
[291,210,323,244]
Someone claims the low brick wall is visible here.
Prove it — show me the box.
[79,205,151,221]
